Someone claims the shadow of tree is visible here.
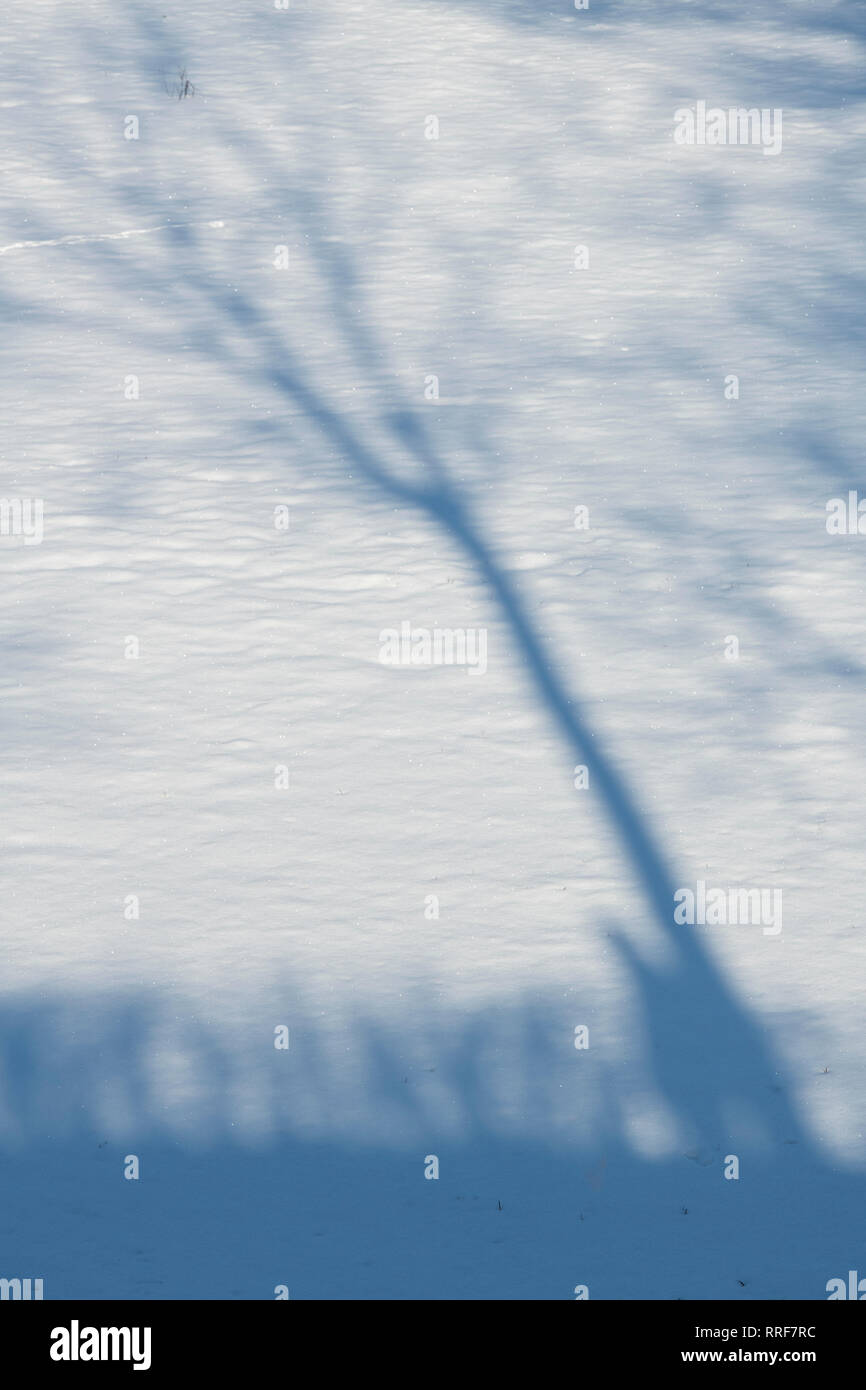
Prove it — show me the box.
[0,984,859,1298]
[1,0,863,1299]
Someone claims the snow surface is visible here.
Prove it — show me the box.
[1,0,865,1299]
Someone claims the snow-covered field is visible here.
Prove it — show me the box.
[1,0,865,1298]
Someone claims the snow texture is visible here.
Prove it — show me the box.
[1,0,865,1299]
